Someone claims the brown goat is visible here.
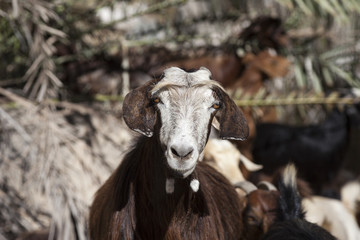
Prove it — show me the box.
[235,181,279,240]
[89,67,249,240]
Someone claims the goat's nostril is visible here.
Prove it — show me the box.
[184,149,194,158]
[171,147,180,157]
[170,145,194,159]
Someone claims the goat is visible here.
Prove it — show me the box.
[148,54,244,88]
[89,67,249,240]
[234,181,279,240]
[303,195,360,240]
[238,172,359,240]
[149,50,288,160]
[203,138,262,185]
[252,109,350,196]
[238,16,289,51]
[341,180,360,227]
[261,164,336,240]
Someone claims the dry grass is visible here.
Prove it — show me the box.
[0,90,133,239]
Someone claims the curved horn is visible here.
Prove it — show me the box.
[239,152,263,171]
[257,181,277,191]
[234,181,257,194]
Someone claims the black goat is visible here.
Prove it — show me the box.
[252,109,352,195]
[261,164,336,240]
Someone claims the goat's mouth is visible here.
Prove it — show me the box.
[165,151,198,178]
[167,165,196,179]
[169,164,197,178]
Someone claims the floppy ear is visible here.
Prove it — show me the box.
[123,79,159,137]
[214,87,249,141]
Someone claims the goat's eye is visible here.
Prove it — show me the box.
[247,216,259,225]
[152,97,161,104]
[212,102,221,109]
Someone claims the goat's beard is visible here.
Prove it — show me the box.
[166,163,197,179]
[164,152,204,194]
[164,150,199,177]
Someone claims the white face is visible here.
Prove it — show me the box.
[151,67,221,178]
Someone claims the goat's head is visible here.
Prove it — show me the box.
[123,67,248,178]
[235,181,279,239]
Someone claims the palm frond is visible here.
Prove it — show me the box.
[277,0,360,23]
[233,91,359,107]
[0,0,66,102]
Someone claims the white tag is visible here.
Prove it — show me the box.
[190,179,200,192]
[166,178,175,194]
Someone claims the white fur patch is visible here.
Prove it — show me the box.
[166,178,175,194]
[190,179,200,192]
[133,129,153,137]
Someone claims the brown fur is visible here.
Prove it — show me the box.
[91,69,248,239]
[122,79,160,136]
[242,189,280,240]
[212,86,249,140]
[16,231,54,240]
[249,168,314,198]
[89,135,244,240]
[149,54,244,88]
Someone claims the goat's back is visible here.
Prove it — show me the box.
[261,164,336,240]
[261,219,336,240]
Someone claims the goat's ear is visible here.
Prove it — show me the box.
[214,87,249,141]
[123,79,158,137]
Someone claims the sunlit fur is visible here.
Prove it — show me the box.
[151,67,223,177]
[89,136,244,240]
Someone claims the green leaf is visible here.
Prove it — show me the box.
[293,0,312,15]
[322,67,334,87]
[254,88,266,99]
[277,0,294,9]
[311,70,323,94]
[294,61,306,89]
[320,44,353,61]
[328,63,360,88]
[303,0,315,13]
[328,0,348,22]
[346,0,360,12]
[316,0,336,15]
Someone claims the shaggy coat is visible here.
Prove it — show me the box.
[90,67,248,240]
[90,135,244,240]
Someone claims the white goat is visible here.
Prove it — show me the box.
[341,180,360,221]
[303,196,360,240]
[203,138,262,184]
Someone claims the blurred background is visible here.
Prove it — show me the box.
[1,0,360,239]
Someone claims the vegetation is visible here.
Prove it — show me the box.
[0,0,360,239]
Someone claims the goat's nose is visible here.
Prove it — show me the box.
[170,144,194,159]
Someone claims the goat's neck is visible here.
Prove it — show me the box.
[134,136,193,203]
[126,136,201,240]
